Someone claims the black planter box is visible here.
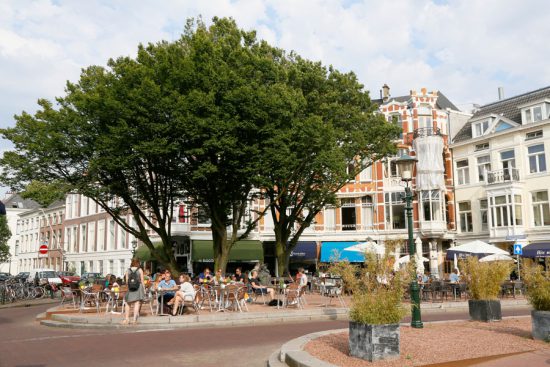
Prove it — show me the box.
[531,310,550,341]
[349,321,400,361]
[468,299,502,322]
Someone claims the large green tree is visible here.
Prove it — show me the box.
[261,57,400,276]
[0,216,11,263]
[1,30,191,274]
[0,17,292,273]
[174,18,297,272]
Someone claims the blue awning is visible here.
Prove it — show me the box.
[289,241,317,262]
[522,242,550,258]
[320,242,364,263]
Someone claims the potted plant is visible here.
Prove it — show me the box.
[522,261,550,341]
[461,257,512,322]
[331,250,406,361]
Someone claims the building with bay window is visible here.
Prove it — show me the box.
[451,86,550,253]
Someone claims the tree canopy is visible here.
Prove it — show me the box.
[0,216,11,263]
[260,56,400,275]
[0,17,399,274]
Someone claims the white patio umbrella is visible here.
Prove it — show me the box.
[479,253,515,262]
[344,241,386,256]
[396,254,429,266]
[446,240,509,260]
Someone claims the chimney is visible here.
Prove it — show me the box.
[382,84,390,102]
[498,87,504,100]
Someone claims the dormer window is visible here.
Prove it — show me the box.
[472,120,490,137]
[524,105,544,123]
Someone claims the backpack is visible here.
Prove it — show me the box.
[128,268,141,291]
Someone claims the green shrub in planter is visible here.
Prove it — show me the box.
[522,263,550,340]
[344,245,408,361]
[461,257,512,322]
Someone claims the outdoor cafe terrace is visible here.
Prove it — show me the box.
[47,276,529,327]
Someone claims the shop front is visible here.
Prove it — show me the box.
[191,240,263,275]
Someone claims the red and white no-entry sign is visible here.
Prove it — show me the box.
[39,244,48,255]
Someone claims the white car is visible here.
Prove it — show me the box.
[28,268,62,285]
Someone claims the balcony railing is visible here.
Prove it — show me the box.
[413,127,441,138]
[487,168,520,185]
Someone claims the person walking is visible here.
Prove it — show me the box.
[123,258,145,325]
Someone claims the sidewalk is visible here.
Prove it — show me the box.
[0,297,58,310]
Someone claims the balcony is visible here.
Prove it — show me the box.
[413,127,442,139]
[487,168,520,185]
[419,220,447,237]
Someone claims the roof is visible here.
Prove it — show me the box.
[372,91,460,111]
[1,193,40,210]
[453,85,550,143]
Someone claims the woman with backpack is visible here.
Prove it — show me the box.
[123,258,145,325]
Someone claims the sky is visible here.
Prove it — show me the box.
[1,0,550,194]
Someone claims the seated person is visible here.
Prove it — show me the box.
[249,270,274,301]
[449,269,460,283]
[157,270,178,306]
[213,269,225,285]
[234,267,245,283]
[295,268,308,288]
[198,268,213,283]
[418,271,430,284]
[168,274,196,316]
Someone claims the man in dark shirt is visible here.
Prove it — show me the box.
[249,270,274,300]
[234,267,245,282]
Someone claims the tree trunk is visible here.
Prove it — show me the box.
[276,240,291,278]
[212,224,230,274]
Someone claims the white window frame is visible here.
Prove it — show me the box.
[523,104,544,123]
[384,192,406,230]
[420,190,444,222]
[361,195,374,229]
[456,159,470,185]
[458,201,472,232]
[480,199,488,231]
[472,120,490,137]
[476,155,491,183]
[527,144,546,173]
[532,190,550,227]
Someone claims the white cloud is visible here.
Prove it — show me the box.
[1,0,550,136]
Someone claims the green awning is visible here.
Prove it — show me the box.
[136,242,163,262]
[192,240,263,262]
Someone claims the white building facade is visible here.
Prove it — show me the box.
[451,86,550,252]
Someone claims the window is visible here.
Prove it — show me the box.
[420,190,443,221]
[385,192,405,229]
[524,105,544,123]
[97,220,105,251]
[324,206,336,231]
[88,222,95,252]
[346,162,356,181]
[475,142,489,151]
[418,115,432,130]
[80,224,87,252]
[361,196,374,229]
[491,194,522,227]
[532,191,550,226]
[472,120,489,137]
[526,130,543,140]
[196,206,211,226]
[388,114,403,138]
[477,155,491,182]
[456,159,470,185]
[359,165,372,182]
[458,202,472,232]
[385,149,408,178]
[340,198,357,231]
[480,199,488,231]
[108,220,115,250]
[528,144,546,173]
[500,150,516,178]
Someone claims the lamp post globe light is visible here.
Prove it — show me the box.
[131,240,138,258]
[395,153,423,329]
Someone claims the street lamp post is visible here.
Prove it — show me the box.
[396,153,423,329]
[131,240,138,258]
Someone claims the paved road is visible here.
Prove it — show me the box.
[0,305,533,367]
